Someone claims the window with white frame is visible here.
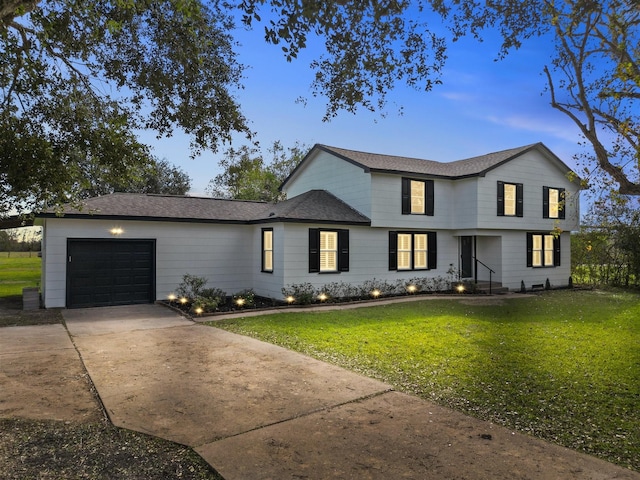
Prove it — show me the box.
[504,183,516,216]
[401,178,434,215]
[410,180,425,214]
[390,232,434,271]
[320,230,338,272]
[309,229,349,273]
[397,234,412,270]
[497,181,523,217]
[262,228,273,272]
[543,186,565,219]
[528,232,560,267]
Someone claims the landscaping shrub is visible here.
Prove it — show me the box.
[282,283,317,305]
[232,289,256,307]
[175,274,225,313]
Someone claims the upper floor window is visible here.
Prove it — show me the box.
[402,178,434,216]
[527,232,560,267]
[389,231,436,271]
[497,181,523,217]
[261,228,273,272]
[309,228,349,273]
[543,186,566,219]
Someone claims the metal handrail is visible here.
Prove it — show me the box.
[473,257,496,295]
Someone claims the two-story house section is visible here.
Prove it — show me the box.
[36,142,580,309]
[281,142,581,292]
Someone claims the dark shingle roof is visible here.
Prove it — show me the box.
[279,143,577,189]
[39,190,371,225]
[315,143,543,178]
[255,190,370,225]
[42,194,271,223]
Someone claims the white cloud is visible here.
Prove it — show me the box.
[485,114,580,143]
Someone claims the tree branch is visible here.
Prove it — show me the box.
[1,0,38,28]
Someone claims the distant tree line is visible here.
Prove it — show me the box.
[571,192,640,288]
[0,229,41,254]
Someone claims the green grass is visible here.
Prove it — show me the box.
[0,255,41,297]
[211,290,640,470]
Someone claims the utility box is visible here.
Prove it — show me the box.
[23,287,40,310]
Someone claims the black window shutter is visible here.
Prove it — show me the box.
[497,181,505,216]
[558,188,566,219]
[427,232,437,269]
[542,186,550,218]
[338,229,349,272]
[554,235,561,266]
[516,183,524,217]
[388,232,398,270]
[308,228,320,273]
[426,180,434,216]
[401,178,410,214]
[261,229,266,271]
[526,233,533,267]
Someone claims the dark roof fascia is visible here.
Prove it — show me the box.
[250,217,371,226]
[314,144,372,172]
[471,143,541,177]
[367,168,453,180]
[279,144,371,191]
[459,142,581,182]
[35,212,254,225]
[36,212,371,227]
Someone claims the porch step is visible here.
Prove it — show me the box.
[464,281,510,295]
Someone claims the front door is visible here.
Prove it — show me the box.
[460,236,473,278]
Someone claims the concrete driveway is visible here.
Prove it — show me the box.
[0,323,100,423]
[56,304,638,479]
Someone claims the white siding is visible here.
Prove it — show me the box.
[40,218,258,308]
[451,178,479,230]
[251,223,286,299]
[283,150,372,217]
[278,224,459,300]
[500,231,572,290]
[370,174,455,229]
[476,150,580,232]
[40,146,581,306]
[474,235,503,283]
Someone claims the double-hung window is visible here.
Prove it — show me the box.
[261,228,273,272]
[401,178,434,215]
[497,181,523,217]
[389,231,436,271]
[320,231,337,272]
[527,232,560,267]
[309,229,349,273]
[543,186,565,219]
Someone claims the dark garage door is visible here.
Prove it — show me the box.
[67,239,155,308]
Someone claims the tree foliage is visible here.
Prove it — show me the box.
[206,141,306,202]
[3,0,639,218]
[543,0,640,195]
[80,158,191,198]
[238,1,447,120]
[239,0,640,195]
[572,191,640,287]
[1,0,247,215]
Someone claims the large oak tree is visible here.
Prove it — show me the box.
[1,0,246,215]
[2,0,638,218]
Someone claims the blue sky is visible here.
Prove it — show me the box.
[138,17,584,198]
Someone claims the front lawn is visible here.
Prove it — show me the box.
[212,290,640,471]
[0,255,41,297]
